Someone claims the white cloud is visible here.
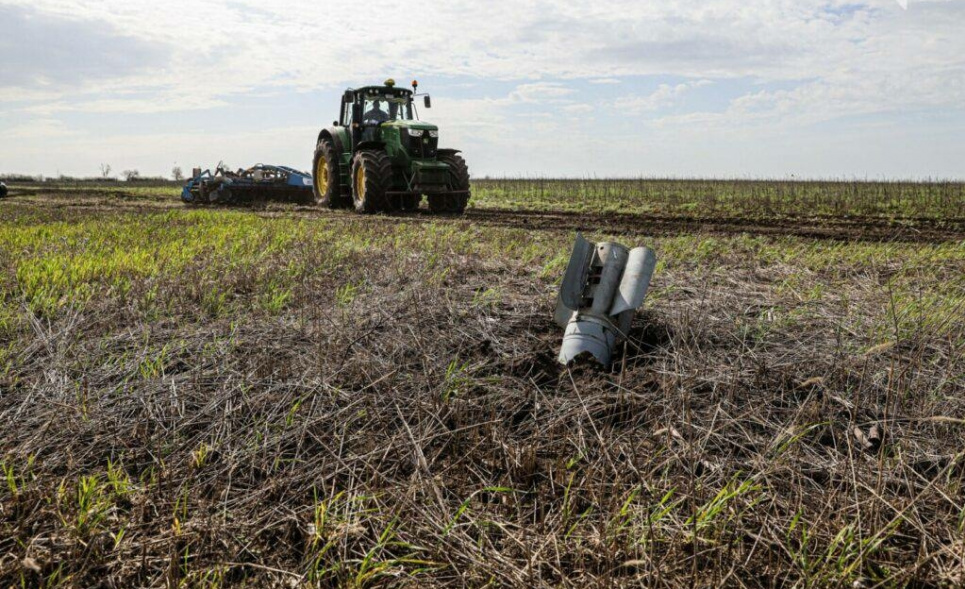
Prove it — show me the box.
[509,83,575,103]
[613,80,712,113]
[563,104,595,114]
[4,118,80,140]
[5,0,945,103]
[1,0,963,177]
[4,0,962,118]
[25,94,230,116]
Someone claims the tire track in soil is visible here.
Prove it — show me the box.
[6,194,965,243]
[459,208,965,243]
[292,207,965,244]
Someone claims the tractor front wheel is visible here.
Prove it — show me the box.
[428,153,470,214]
[313,138,346,208]
[351,151,393,214]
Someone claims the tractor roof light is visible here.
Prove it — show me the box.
[412,80,419,90]
[384,78,396,87]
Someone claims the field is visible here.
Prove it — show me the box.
[1,180,964,587]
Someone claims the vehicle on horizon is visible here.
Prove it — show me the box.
[312,79,470,214]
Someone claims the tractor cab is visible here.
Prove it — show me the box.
[350,88,413,125]
[339,81,434,147]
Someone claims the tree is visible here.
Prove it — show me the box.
[172,166,184,182]
[99,163,112,178]
[123,169,140,182]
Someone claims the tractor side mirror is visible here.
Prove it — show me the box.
[424,95,432,108]
[343,90,354,103]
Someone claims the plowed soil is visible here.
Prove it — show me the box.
[9,187,964,243]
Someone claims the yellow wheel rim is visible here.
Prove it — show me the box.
[316,154,329,194]
[355,166,365,204]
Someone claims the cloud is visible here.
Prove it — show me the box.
[0,1,873,97]
[4,118,80,140]
[509,83,575,103]
[1,0,964,178]
[613,80,712,114]
[4,0,962,117]
[24,93,230,116]
[0,4,170,91]
[563,104,594,114]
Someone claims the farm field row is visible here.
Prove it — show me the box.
[5,177,965,219]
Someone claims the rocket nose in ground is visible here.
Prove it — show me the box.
[558,319,617,366]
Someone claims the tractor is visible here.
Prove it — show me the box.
[312,79,470,214]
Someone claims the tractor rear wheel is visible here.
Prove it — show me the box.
[313,138,345,208]
[428,153,470,214]
[351,151,393,214]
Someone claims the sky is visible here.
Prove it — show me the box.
[0,0,963,179]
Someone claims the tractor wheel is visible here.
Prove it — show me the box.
[313,138,345,208]
[428,153,470,214]
[351,151,393,214]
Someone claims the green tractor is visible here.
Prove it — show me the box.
[312,79,470,214]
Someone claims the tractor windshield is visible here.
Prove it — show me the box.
[361,92,412,124]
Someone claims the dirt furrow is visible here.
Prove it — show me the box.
[4,195,964,243]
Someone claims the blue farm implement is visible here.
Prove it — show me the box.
[181,163,314,205]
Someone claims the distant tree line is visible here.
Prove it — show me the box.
[0,174,178,184]
[1,163,187,185]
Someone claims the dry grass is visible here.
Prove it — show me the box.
[0,188,963,587]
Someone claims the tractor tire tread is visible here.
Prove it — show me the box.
[351,150,393,214]
[429,153,471,214]
[314,138,346,209]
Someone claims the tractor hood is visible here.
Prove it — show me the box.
[382,120,438,132]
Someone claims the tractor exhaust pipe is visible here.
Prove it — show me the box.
[555,234,657,366]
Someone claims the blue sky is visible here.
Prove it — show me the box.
[1,0,963,179]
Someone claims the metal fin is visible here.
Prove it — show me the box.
[557,233,594,314]
[609,247,657,316]
[554,298,576,328]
